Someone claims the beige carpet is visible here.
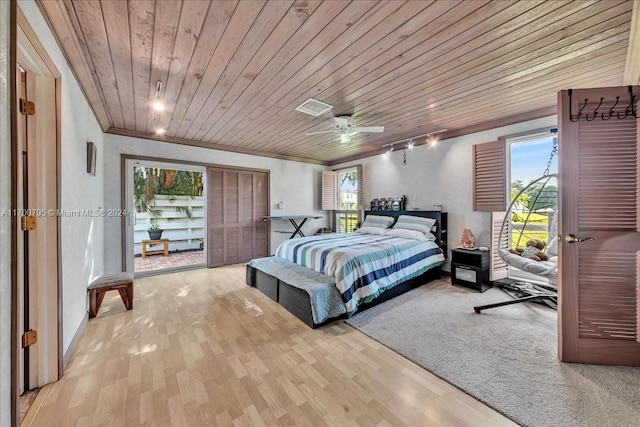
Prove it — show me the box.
[346,280,640,427]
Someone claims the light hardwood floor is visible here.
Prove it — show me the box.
[26,265,517,426]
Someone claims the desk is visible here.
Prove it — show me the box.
[141,239,169,257]
[262,215,322,239]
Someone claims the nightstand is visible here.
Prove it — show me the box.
[451,248,492,292]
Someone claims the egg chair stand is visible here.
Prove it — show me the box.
[474,135,559,314]
[474,280,557,313]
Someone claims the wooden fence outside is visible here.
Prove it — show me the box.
[134,195,204,255]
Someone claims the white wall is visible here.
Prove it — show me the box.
[335,116,557,270]
[103,134,328,273]
[0,1,12,423]
[20,1,105,355]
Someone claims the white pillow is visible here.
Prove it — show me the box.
[393,215,437,235]
[361,215,395,229]
[355,226,387,235]
[502,251,553,274]
[385,228,436,241]
[547,236,558,256]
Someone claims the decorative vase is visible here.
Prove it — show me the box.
[461,228,475,248]
[148,229,163,240]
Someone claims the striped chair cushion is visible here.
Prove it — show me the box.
[88,273,134,289]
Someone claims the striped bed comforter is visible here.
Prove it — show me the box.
[275,232,445,313]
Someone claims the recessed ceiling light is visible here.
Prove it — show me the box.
[155,128,166,135]
[153,101,165,112]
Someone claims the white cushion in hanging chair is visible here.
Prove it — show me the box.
[498,248,558,279]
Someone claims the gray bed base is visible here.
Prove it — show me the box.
[246,264,442,328]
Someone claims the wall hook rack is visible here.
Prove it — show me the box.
[569,86,637,122]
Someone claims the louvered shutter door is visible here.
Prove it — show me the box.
[558,86,640,366]
[491,212,509,281]
[255,172,269,258]
[208,167,269,267]
[208,168,225,267]
[322,170,337,210]
[473,141,507,212]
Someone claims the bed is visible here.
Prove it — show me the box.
[246,210,447,327]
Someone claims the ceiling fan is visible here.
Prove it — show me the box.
[306,115,384,143]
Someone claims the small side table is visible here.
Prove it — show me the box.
[451,248,492,292]
[141,239,169,257]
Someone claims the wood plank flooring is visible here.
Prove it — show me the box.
[26,265,517,426]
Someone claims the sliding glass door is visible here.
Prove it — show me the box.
[125,159,207,276]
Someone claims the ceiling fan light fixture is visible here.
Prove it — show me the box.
[340,132,351,143]
[155,127,166,135]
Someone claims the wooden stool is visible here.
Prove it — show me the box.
[141,239,170,257]
[88,273,134,318]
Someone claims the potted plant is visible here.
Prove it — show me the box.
[147,219,163,240]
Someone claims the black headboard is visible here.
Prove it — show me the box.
[364,210,448,257]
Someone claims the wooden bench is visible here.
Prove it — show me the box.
[88,273,134,318]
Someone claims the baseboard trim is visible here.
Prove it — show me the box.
[62,312,88,371]
[20,383,52,427]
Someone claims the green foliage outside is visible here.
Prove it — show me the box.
[337,213,359,233]
[510,180,557,248]
[511,212,551,248]
[134,167,204,218]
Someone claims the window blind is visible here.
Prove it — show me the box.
[355,164,364,210]
[473,141,506,212]
[321,170,337,210]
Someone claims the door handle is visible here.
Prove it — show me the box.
[564,234,595,244]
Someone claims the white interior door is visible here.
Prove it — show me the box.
[16,23,60,390]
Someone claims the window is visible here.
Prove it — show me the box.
[508,133,558,281]
[322,165,363,233]
[475,131,558,282]
[509,134,558,248]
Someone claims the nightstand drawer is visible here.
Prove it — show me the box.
[451,260,492,292]
[454,265,477,283]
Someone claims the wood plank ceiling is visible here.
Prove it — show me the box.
[37,0,635,165]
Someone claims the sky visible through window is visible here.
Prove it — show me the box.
[511,136,558,185]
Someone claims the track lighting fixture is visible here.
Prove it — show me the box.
[152,101,165,112]
[151,81,166,135]
[381,129,447,156]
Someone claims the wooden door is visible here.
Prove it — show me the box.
[207,167,269,267]
[558,86,640,366]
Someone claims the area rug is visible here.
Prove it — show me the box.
[346,280,640,427]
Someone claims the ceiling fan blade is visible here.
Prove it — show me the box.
[305,130,335,136]
[351,126,384,133]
